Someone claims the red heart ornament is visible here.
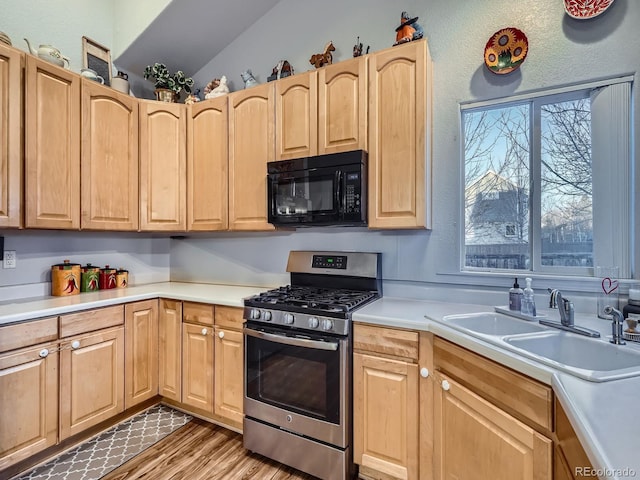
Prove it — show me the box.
[601,277,619,294]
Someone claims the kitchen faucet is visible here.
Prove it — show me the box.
[539,288,600,337]
[604,305,626,345]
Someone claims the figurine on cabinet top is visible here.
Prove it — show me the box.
[394,11,424,46]
[353,36,370,57]
[240,69,259,88]
[309,41,335,68]
[184,89,201,105]
[267,60,294,82]
[205,75,230,99]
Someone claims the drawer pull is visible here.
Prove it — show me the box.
[420,367,429,378]
[39,349,49,358]
[218,331,225,339]
[201,328,208,336]
[71,340,81,350]
[441,379,450,391]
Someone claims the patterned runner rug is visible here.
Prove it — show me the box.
[17,405,192,480]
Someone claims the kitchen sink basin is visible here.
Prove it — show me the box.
[441,312,549,336]
[503,332,640,381]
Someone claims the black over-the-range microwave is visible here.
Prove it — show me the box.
[267,150,367,227]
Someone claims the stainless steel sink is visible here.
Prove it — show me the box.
[503,331,640,381]
[441,312,548,336]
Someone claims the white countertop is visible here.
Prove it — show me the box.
[2,286,638,479]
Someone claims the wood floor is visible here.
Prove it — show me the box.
[101,419,317,480]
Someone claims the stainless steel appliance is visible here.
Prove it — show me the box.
[267,150,367,227]
[243,251,382,480]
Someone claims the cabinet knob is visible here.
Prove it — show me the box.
[201,328,208,336]
[71,340,81,350]
[420,367,429,378]
[441,380,450,391]
[39,349,49,358]
[218,331,225,339]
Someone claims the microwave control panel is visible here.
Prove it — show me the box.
[345,172,362,213]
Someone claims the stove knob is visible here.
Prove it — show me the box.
[284,313,295,324]
[263,311,272,321]
[308,317,319,329]
[250,309,261,320]
[321,319,334,331]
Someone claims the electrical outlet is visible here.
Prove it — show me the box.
[3,250,16,269]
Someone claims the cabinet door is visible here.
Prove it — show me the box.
[159,299,182,401]
[0,344,58,470]
[353,352,418,480]
[124,300,159,408]
[139,101,186,231]
[368,40,430,229]
[433,372,552,480]
[182,322,214,413]
[275,70,317,160]
[187,97,228,231]
[214,326,243,425]
[0,45,23,228]
[25,56,80,229]
[59,326,125,440]
[318,56,367,155]
[228,84,275,231]
[81,79,138,230]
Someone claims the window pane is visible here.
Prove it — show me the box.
[540,98,593,267]
[464,105,530,270]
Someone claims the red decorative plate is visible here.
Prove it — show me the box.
[564,0,615,19]
[484,28,529,75]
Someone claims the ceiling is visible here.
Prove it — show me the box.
[114,0,281,96]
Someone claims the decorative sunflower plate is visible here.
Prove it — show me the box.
[484,27,529,75]
[564,0,614,19]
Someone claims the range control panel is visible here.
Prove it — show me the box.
[312,255,347,269]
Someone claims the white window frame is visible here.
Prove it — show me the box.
[460,75,633,278]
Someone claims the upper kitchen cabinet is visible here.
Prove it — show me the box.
[275,70,318,160]
[187,97,228,231]
[318,56,367,155]
[81,79,139,231]
[228,83,275,231]
[139,101,186,231]
[0,44,23,228]
[25,55,80,229]
[368,40,431,229]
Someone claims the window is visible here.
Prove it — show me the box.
[461,78,632,277]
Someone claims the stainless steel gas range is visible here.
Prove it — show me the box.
[243,251,382,480]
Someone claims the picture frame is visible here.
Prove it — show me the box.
[82,36,112,86]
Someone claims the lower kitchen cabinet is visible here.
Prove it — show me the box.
[182,321,214,414]
[0,342,58,470]
[214,306,244,426]
[159,299,182,401]
[125,300,159,408]
[433,371,552,480]
[554,397,594,480]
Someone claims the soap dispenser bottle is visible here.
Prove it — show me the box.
[509,278,524,311]
[521,277,536,317]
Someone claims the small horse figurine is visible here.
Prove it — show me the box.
[240,69,259,88]
[309,41,335,69]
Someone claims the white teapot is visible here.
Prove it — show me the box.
[24,38,69,68]
[80,68,104,84]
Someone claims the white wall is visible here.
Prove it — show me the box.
[111,0,171,59]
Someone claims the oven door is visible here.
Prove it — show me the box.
[244,321,350,448]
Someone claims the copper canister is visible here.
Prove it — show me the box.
[51,260,81,296]
[81,263,100,292]
[99,265,117,290]
[116,268,129,288]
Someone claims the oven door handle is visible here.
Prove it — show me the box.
[244,327,339,351]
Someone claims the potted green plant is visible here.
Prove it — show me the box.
[143,62,194,102]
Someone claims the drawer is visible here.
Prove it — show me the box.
[183,302,214,326]
[215,305,243,330]
[0,317,58,352]
[60,305,124,338]
[353,323,419,361]
[434,337,553,434]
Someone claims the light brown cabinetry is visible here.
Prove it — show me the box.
[158,299,182,401]
[353,324,431,480]
[81,79,138,230]
[0,44,23,228]
[368,39,431,229]
[139,101,186,231]
[554,397,594,480]
[124,300,159,408]
[25,55,80,229]
[187,97,228,231]
[228,84,275,231]
[433,337,552,480]
[182,320,214,414]
[214,306,244,427]
[59,314,125,440]
[0,318,58,470]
